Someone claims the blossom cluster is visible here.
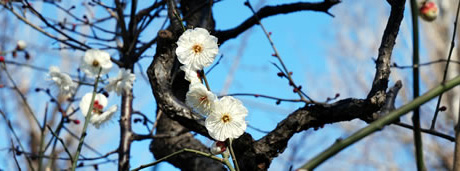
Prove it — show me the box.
[47,49,135,128]
[177,28,248,142]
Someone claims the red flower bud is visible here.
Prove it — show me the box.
[293,88,298,93]
[73,120,81,125]
[419,1,438,22]
[0,56,4,63]
[210,141,227,155]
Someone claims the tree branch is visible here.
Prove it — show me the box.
[118,91,134,171]
[215,0,340,44]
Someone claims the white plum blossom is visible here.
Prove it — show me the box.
[205,96,248,141]
[48,66,77,97]
[79,93,118,128]
[176,27,218,71]
[180,65,200,83]
[105,68,136,96]
[16,40,27,51]
[80,49,113,77]
[186,82,217,115]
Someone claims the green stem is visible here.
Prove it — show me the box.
[224,157,236,171]
[173,11,186,31]
[70,70,102,170]
[228,139,240,171]
[299,75,460,170]
[130,148,226,171]
[409,0,426,170]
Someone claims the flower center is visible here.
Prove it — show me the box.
[199,96,207,103]
[92,100,104,115]
[92,60,100,67]
[221,114,231,123]
[192,44,203,54]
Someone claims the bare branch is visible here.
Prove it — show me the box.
[215,0,340,44]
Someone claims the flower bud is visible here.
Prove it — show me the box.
[0,56,4,63]
[73,120,81,125]
[419,1,438,22]
[16,40,27,51]
[210,141,226,155]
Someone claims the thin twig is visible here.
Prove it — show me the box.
[247,124,270,134]
[431,0,460,130]
[62,126,108,158]
[130,148,225,171]
[393,122,454,142]
[46,125,74,163]
[390,59,460,69]
[245,0,312,103]
[150,110,163,135]
[205,54,224,75]
[0,110,35,171]
[4,60,48,72]
[220,93,304,103]
[10,139,22,171]
[38,103,49,171]
[1,62,40,128]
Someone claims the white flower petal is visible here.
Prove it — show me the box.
[175,28,218,71]
[91,105,117,128]
[186,83,217,115]
[205,96,248,141]
[81,49,113,77]
[180,66,200,83]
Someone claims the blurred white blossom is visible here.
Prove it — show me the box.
[48,66,77,97]
[105,68,136,96]
[80,49,113,77]
[16,40,27,51]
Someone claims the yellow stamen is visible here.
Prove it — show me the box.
[221,114,231,123]
[192,44,203,54]
[92,60,100,67]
